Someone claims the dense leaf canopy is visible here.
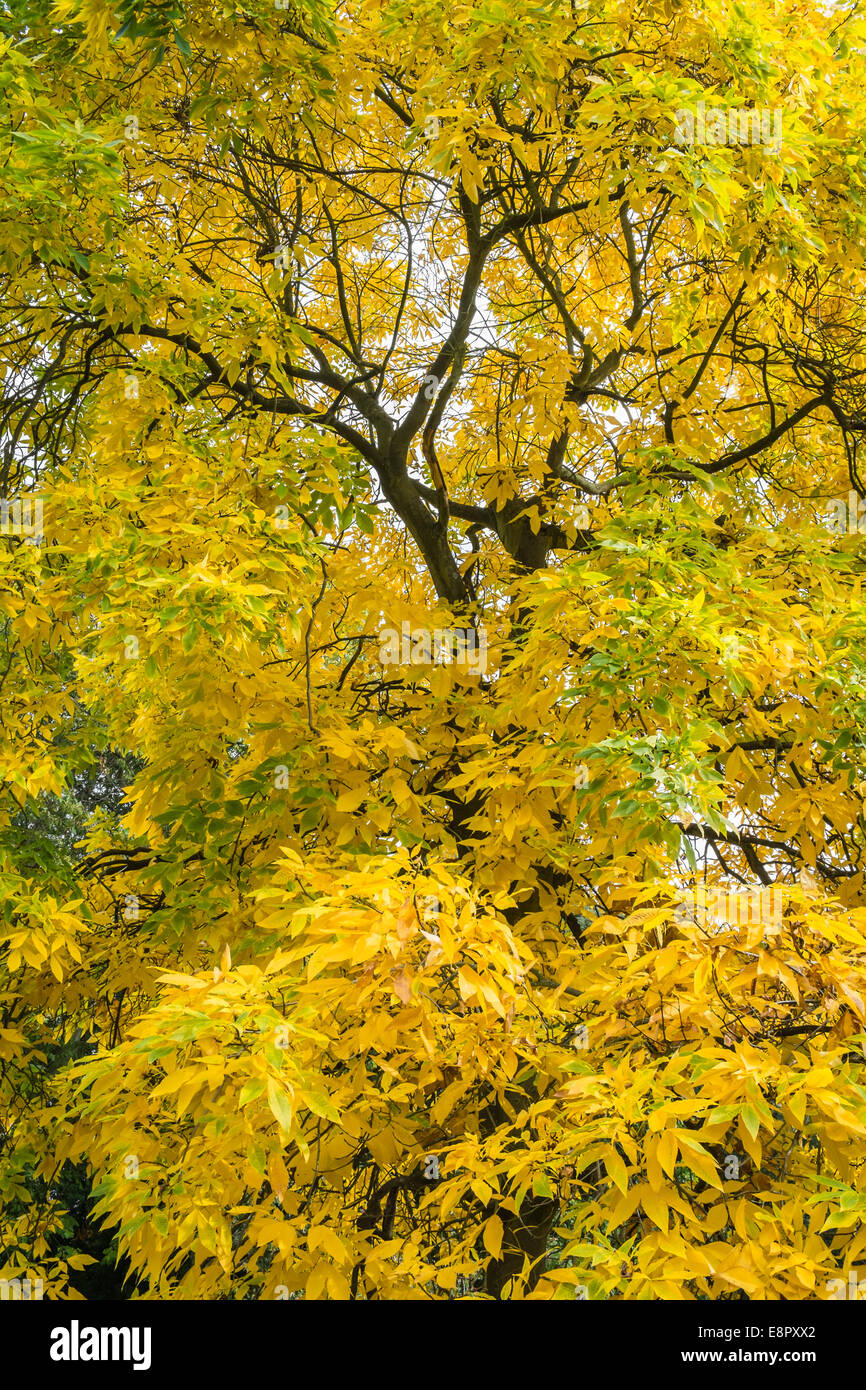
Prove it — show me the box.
[2,0,866,1300]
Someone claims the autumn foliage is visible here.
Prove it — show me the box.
[2,0,866,1300]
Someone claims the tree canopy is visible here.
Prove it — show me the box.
[3,0,866,1301]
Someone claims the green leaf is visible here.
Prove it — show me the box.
[239,1079,266,1107]
[267,1078,294,1132]
[248,1146,267,1175]
[303,1090,341,1124]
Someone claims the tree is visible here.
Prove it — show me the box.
[2,0,866,1301]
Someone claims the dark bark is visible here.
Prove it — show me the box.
[485,1194,559,1299]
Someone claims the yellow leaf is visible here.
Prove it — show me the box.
[268,1152,289,1202]
[336,786,366,813]
[309,1225,347,1263]
[151,1066,200,1097]
[605,1147,628,1195]
[640,1184,669,1231]
[267,1079,294,1133]
[483,1214,504,1259]
[658,1128,679,1178]
[306,1261,328,1300]
[392,969,412,1003]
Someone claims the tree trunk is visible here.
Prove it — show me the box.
[485,1193,559,1299]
